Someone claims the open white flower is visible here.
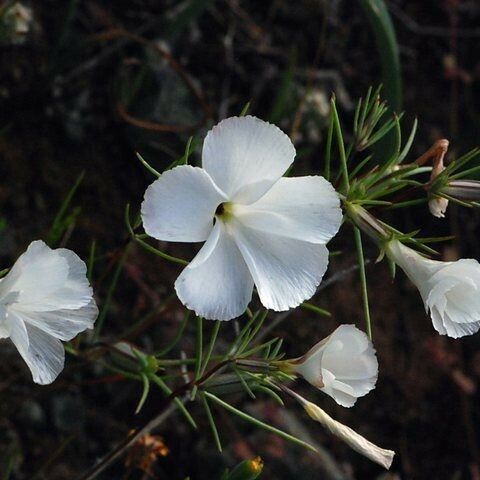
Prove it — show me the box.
[141,116,342,321]
[0,240,98,384]
[279,325,378,407]
[387,239,480,338]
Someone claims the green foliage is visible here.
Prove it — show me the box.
[47,171,85,246]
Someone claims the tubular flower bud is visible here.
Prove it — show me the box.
[386,239,480,338]
[278,325,378,407]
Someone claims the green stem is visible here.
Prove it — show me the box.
[155,311,190,357]
[135,236,188,266]
[324,109,334,181]
[331,98,350,191]
[149,375,197,429]
[200,320,221,376]
[353,227,372,340]
[300,302,331,317]
[191,316,204,400]
[94,244,131,341]
[200,392,222,452]
[204,392,317,453]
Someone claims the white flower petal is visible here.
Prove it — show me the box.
[175,222,254,320]
[1,242,95,312]
[231,221,329,311]
[202,116,295,204]
[0,240,69,305]
[14,299,98,341]
[233,176,342,243]
[9,313,64,385]
[432,308,480,338]
[6,313,29,352]
[322,326,378,381]
[141,165,226,242]
[319,369,358,407]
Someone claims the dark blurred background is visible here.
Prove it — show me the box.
[1,1,480,479]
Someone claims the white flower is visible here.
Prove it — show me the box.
[304,401,394,469]
[141,116,342,321]
[281,325,378,407]
[428,196,449,218]
[387,239,480,338]
[0,240,98,384]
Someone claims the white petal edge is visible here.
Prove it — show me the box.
[15,299,98,341]
[202,116,296,204]
[0,240,94,311]
[175,222,254,320]
[231,220,329,311]
[141,165,227,243]
[233,176,342,244]
[8,313,65,385]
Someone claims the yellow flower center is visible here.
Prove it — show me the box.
[215,202,234,223]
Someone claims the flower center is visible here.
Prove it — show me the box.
[215,203,226,216]
[214,202,233,223]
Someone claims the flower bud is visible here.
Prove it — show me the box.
[386,239,480,338]
[1,2,33,45]
[304,401,394,469]
[345,203,388,244]
[426,139,449,218]
[428,196,449,218]
[278,325,378,407]
[228,457,264,480]
[110,342,158,374]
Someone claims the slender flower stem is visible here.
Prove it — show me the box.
[200,320,221,375]
[200,392,222,452]
[94,244,131,341]
[331,97,350,191]
[155,311,190,357]
[354,227,372,340]
[191,315,204,400]
[134,236,188,266]
[204,391,318,453]
[324,108,334,181]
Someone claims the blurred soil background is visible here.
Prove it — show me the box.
[1,0,480,479]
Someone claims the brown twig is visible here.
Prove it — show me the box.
[91,29,211,133]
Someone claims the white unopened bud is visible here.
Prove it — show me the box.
[278,325,378,407]
[304,401,394,469]
[428,196,449,218]
[386,239,480,338]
